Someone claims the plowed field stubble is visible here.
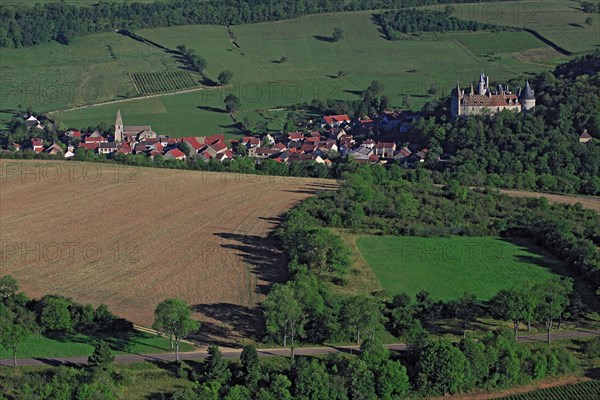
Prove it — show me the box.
[0,160,336,344]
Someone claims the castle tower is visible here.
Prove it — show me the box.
[520,81,536,111]
[478,72,486,95]
[451,80,462,118]
[115,109,123,142]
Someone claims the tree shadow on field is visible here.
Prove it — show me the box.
[313,35,335,43]
[197,105,227,113]
[214,230,288,296]
[192,302,264,347]
[370,13,390,40]
[500,237,598,307]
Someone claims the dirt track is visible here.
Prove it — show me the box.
[496,188,600,214]
[0,160,337,341]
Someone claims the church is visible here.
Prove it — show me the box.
[114,109,155,142]
[451,73,535,118]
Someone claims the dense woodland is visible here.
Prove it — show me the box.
[377,9,499,39]
[0,0,521,48]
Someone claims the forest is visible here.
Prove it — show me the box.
[377,9,499,39]
[0,0,521,48]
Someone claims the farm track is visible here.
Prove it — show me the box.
[0,160,337,337]
[495,188,600,213]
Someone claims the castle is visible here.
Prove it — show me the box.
[451,73,535,118]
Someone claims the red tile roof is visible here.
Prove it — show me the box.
[78,143,98,151]
[210,140,227,153]
[205,134,225,145]
[323,115,350,125]
[166,148,185,158]
[85,136,106,143]
[461,94,520,107]
[183,137,203,150]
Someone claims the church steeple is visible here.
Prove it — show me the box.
[115,109,123,142]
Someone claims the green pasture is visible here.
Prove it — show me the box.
[0,331,195,359]
[1,10,560,136]
[355,236,570,301]
[426,0,600,55]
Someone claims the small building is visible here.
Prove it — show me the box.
[322,114,351,129]
[374,142,396,158]
[45,143,63,155]
[98,142,118,155]
[164,148,186,161]
[31,138,44,153]
[580,129,593,143]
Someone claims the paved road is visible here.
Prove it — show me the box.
[2,330,598,367]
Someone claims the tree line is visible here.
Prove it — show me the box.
[0,0,523,48]
[0,275,131,367]
[377,9,500,39]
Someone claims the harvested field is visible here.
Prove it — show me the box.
[0,160,337,345]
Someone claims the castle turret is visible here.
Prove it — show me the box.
[115,109,123,142]
[478,72,486,95]
[520,81,535,111]
[451,80,462,118]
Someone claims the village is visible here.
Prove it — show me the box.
[8,109,433,168]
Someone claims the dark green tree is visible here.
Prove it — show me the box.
[416,339,467,395]
[332,27,344,42]
[224,94,241,114]
[87,340,114,375]
[205,345,232,388]
[218,70,234,85]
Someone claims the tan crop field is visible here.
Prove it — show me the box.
[0,160,336,345]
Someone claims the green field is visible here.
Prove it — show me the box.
[495,379,600,400]
[0,9,556,136]
[426,0,600,55]
[355,236,569,301]
[0,331,195,359]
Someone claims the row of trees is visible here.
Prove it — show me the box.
[176,44,208,74]
[172,330,576,399]
[0,0,518,48]
[491,279,575,343]
[0,275,131,367]
[308,79,391,118]
[580,1,600,13]
[378,9,499,39]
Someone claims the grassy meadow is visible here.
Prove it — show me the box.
[426,0,600,55]
[0,331,195,359]
[0,9,555,136]
[355,236,570,301]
